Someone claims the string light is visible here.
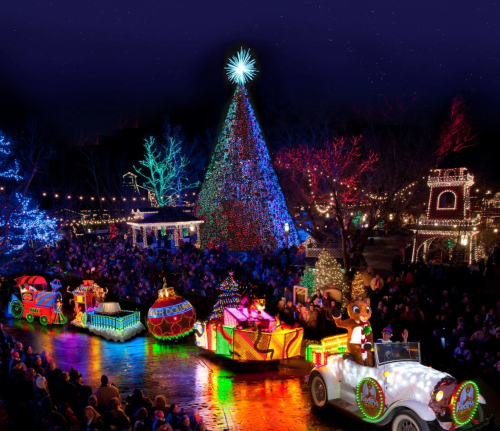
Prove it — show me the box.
[300,266,316,296]
[315,250,349,306]
[208,274,242,321]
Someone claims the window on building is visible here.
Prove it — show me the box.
[438,191,456,209]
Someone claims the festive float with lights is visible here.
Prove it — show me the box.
[69,280,106,328]
[195,273,303,362]
[9,275,66,325]
[308,297,489,430]
[68,280,144,342]
[147,279,196,340]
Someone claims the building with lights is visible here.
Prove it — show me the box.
[411,168,481,263]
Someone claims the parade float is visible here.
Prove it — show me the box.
[9,275,66,325]
[147,279,196,340]
[68,280,144,342]
[308,297,490,431]
[195,273,304,362]
[69,280,106,328]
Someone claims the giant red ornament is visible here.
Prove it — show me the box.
[147,285,196,340]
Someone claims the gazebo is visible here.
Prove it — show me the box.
[127,207,204,247]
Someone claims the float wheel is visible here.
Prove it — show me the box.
[310,374,329,411]
[10,300,24,319]
[391,410,430,431]
[26,313,34,323]
[40,315,49,325]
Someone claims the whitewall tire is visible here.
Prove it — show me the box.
[391,410,430,431]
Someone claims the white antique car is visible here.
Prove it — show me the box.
[309,342,490,431]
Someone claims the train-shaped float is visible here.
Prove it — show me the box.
[9,276,66,325]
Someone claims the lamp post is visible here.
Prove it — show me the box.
[190,225,194,244]
[284,222,290,249]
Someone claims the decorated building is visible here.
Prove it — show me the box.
[195,48,299,251]
[127,207,203,248]
[411,168,481,263]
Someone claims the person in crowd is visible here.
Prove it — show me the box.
[107,397,131,431]
[189,408,203,429]
[453,339,472,364]
[35,376,50,401]
[166,404,180,427]
[84,405,106,431]
[94,375,121,409]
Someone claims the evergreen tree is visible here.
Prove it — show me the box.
[208,273,241,321]
[300,266,316,296]
[315,249,348,305]
[195,48,298,251]
[350,271,365,300]
[0,133,57,255]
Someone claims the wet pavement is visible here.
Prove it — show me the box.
[2,317,376,431]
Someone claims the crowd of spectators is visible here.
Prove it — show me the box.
[4,231,500,397]
[0,324,208,431]
[15,234,304,320]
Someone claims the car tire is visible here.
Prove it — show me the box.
[391,410,430,431]
[310,374,329,411]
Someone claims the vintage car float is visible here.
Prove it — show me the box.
[308,340,490,431]
[9,276,66,325]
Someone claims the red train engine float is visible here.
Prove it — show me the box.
[9,276,66,325]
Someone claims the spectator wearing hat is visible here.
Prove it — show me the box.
[153,410,167,431]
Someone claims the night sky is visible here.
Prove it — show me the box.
[1,1,499,153]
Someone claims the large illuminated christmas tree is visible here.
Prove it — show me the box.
[196,48,299,251]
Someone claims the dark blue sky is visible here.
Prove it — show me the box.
[0,0,499,145]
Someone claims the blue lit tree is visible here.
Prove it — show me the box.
[0,132,57,256]
[134,133,199,208]
[195,48,299,251]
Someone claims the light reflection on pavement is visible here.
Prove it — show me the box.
[5,318,375,431]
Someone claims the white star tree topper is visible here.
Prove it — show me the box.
[225,47,258,85]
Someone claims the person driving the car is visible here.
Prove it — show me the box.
[376,325,409,343]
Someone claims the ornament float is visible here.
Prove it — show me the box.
[147,280,196,340]
[195,273,303,362]
[307,297,489,430]
[9,276,66,325]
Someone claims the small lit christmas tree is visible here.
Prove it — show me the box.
[208,272,241,320]
[315,249,348,305]
[300,266,316,296]
[350,271,365,300]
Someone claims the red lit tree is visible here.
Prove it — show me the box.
[108,224,119,239]
[435,95,476,166]
[275,135,377,279]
